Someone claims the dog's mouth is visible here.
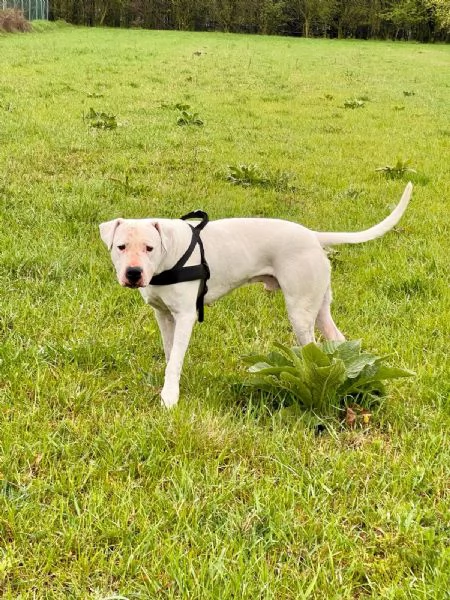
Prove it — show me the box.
[122,279,147,289]
[123,281,141,288]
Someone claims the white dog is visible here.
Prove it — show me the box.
[100,182,412,408]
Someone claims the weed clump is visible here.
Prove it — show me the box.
[242,340,414,428]
[376,158,416,179]
[84,107,117,130]
[175,104,203,126]
[177,109,203,126]
[227,164,294,191]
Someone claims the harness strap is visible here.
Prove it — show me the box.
[149,264,208,286]
[150,211,210,322]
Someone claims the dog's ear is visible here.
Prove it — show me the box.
[99,218,123,250]
[152,221,170,253]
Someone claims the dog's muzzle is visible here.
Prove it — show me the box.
[124,266,144,287]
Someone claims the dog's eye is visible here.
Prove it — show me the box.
[117,244,126,251]
[146,245,153,252]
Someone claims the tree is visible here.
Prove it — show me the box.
[382,0,431,40]
[286,0,335,36]
[45,0,450,40]
[426,0,450,37]
[331,0,371,38]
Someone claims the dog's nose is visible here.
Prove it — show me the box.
[125,266,143,284]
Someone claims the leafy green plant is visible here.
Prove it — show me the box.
[227,164,268,187]
[176,109,203,126]
[227,164,294,191]
[376,158,416,179]
[84,107,117,129]
[242,340,413,423]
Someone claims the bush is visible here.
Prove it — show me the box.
[0,9,31,33]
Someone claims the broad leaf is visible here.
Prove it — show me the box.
[248,365,300,377]
[273,342,303,367]
[342,352,380,378]
[301,343,331,368]
[266,350,295,368]
[279,371,312,406]
[247,361,274,372]
[321,339,360,357]
[306,360,347,413]
[242,354,274,366]
[373,364,415,380]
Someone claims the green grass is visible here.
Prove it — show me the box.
[0,27,449,598]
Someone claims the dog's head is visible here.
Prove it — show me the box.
[99,218,168,288]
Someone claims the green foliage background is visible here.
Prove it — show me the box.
[45,0,450,42]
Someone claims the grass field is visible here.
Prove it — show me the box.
[1,24,449,598]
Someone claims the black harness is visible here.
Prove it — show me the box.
[150,211,210,322]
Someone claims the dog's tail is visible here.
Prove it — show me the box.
[315,182,412,247]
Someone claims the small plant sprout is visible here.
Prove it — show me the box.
[376,159,416,179]
[176,108,203,126]
[84,107,117,129]
[160,103,204,126]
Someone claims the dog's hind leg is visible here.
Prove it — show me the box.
[315,287,345,341]
[280,257,330,346]
[285,302,316,345]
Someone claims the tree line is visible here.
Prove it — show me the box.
[49,0,450,42]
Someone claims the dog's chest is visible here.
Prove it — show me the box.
[139,286,170,311]
[139,279,202,314]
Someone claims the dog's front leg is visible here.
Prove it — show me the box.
[160,311,197,409]
[154,309,175,361]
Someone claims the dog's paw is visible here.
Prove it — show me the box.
[161,385,179,409]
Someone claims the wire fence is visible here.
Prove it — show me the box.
[2,0,49,20]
